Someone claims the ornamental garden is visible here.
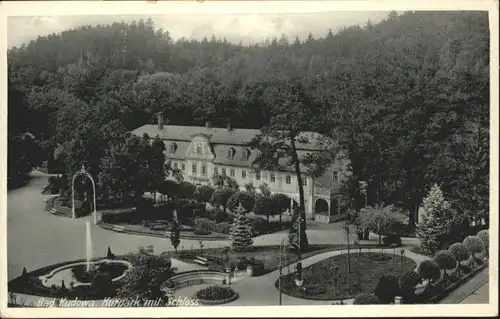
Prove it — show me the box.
[8,161,490,306]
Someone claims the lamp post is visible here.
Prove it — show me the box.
[278,214,305,305]
[278,237,287,305]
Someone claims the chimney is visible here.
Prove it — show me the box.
[205,121,212,128]
[227,122,232,132]
[157,112,164,130]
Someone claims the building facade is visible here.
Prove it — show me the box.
[131,113,349,222]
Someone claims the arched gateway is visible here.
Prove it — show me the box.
[72,165,97,224]
[314,198,329,215]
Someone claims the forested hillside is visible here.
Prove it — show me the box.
[8,11,489,225]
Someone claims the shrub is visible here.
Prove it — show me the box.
[193,228,211,235]
[399,271,422,304]
[150,224,167,231]
[477,230,489,253]
[196,285,235,301]
[353,294,380,304]
[382,234,402,247]
[433,250,456,271]
[463,236,485,255]
[448,243,469,264]
[373,275,400,303]
[417,260,441,282]
[213,222,232,234]
[214,209,229,223]
[248,217,268,236]
[101,208,138,223]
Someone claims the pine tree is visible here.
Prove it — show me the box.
[170,220,181,253]
[417,184,452,255]
[230,203,253,252]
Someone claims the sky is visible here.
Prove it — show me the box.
[7,11,392,48]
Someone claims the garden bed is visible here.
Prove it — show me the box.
[98,222,229,240]
[194,285,239,305]
[276,252,417,300]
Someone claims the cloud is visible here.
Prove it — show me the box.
[8,12,390,48]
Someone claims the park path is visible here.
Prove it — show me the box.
[440,267,489,304]
[173,247,430,306]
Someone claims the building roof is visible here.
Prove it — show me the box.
[131,124,325,150]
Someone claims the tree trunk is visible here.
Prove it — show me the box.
[279,212,282,223]
[290,136,308,250]
[409,203,418,228]
[267,214,270,222]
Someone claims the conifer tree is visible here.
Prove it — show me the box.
[417,184,452,255]
[230,203,253,252]
[170,220,181,253]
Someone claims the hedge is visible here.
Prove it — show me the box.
[463,236,485,255]
[353,294,380,304]
[433,250,457,271]
[417,260,441,282]
[448,243,469,263]
[477,230,489,253]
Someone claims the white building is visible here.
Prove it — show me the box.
[131,113,349,222]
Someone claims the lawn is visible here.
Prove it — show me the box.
[277,252,417,300]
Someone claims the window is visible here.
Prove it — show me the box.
[196,144,202,154]
[181,163,185,171]
[333,171,339,182]
[222,168,227,176]
[242,170,247,179]
[202,165,207,175]
[230,168,235,177]
[169,143,177,153]
[286,175,292,184]
[256,172,261,181]
[227,147,236,159]
[192,163,197,174]
[302,178,307,186]
[270,173,276,183]
[214,167,218,175]
[173,162,178,169]
[242,149,251,160]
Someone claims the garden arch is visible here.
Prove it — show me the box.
[72,165,97,224]
[314,198,329,215]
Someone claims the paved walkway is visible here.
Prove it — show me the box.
[439,267,489,304]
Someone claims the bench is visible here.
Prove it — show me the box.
[193,256,208,266]
[113,225,125,232]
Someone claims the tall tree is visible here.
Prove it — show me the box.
[249,76,335,251]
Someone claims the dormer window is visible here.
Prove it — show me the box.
[169,143,177,153]
[242,148,251,160]
[227,147,236,159]
[196,144,202,154]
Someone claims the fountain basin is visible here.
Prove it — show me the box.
[39,259,132,289]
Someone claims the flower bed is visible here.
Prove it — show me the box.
[195,285,239,305]
[276,252,417,300]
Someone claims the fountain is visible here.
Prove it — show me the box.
[37,221,132,291]
[85,221,93,272]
